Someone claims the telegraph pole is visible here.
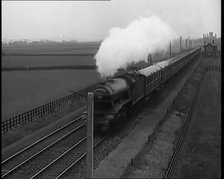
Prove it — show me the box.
[169,41,171,57]
[180,36,182,53]
[86,92,94,179]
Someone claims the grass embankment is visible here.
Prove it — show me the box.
[2,70,101,121]
[122,56,203,178]
[175,58,221,178]
[2,100,85,148]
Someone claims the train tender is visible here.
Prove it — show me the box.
[92,47,201,132]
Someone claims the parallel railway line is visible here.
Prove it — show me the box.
[1,115,86,178]
[31,136,107,179]
[164,67,205,179]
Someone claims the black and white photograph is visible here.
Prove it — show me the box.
[2,0,221,178]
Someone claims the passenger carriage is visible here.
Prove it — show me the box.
[138,65,162,96]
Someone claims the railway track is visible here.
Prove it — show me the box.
[30,136,107,179]
[163,109,193,179]
[1,115,86,178]
[163,68,205,179]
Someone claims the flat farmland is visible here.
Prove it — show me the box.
[2,70,101,121]
[2,43,100,55]
[2,55,96,68]
[2,43,101,121]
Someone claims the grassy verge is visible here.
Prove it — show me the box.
[2,100,85,148]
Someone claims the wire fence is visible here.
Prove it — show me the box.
[2,83,98,134]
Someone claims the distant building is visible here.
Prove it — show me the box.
[209,32,213,39]
[203,43,217,57]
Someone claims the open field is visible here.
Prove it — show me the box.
[2,43,102,121]
[2,70,101,121]
[2,42,100,55]
[2,55,96,68]
[2,70,100,119]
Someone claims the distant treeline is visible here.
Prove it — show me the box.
[2,40,101,48]
[2,65,97,71]
[2,53,95,56]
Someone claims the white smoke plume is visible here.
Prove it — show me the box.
[95,16,177,77]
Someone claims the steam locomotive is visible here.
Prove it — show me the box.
[91,47,201,132]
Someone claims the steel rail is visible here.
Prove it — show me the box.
[30,137,87,179]
[164,110,191,178]
[56,136,107,179]
[164,67,205,179]
[2,114,84,165]
[2,122,86,178]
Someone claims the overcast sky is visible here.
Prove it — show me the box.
[2,0,221,42]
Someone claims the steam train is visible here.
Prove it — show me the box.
[92,47,201,132]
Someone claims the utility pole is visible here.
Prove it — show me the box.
[185,39,187,51]
[169,41,171,57]
[86,92,94,179]
[147,54,152,65]
[180,36,182,53]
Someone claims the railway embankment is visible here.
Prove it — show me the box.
[174,58,221,178]
[121,57,221,178]
[93,57,203,178]
[121,57,204,178]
